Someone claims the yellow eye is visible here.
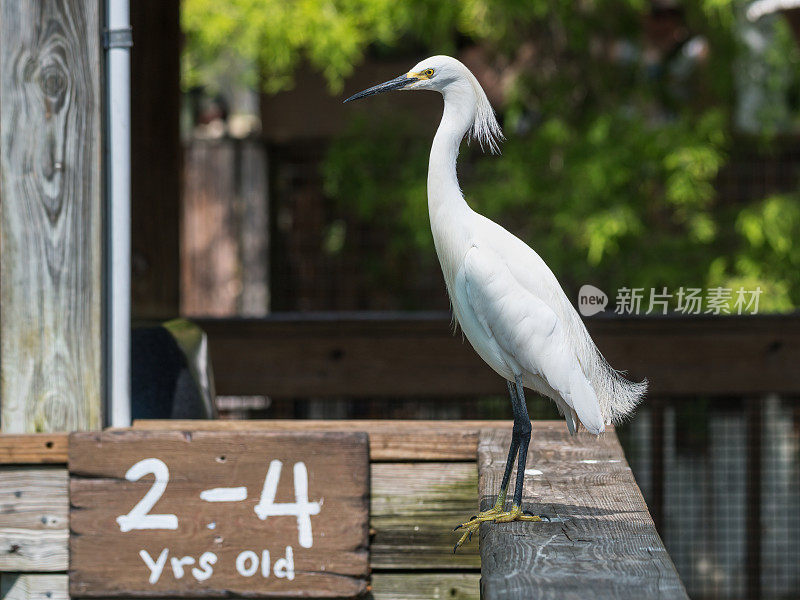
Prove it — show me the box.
[423,68,434,78]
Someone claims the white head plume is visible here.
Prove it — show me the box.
[461,64,504,154]
[406,55,504,154]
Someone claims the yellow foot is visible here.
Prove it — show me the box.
[452,505,542,552]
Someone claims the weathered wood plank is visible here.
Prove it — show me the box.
[0,459,480,575]
[370,573,479,599]
[477,425,688,599]
[0,574,69,600]
[69,430,369,597]
[0,0,103,432]
[0,434,69,464]
[0,572,481,600]
[132,420,512,461]
[0,467,68,571]
[192,314,800,397]
[371,462,479,570]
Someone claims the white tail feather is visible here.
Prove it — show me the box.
[574,319,647,425]
[543,278,646,425]
[568,370,605,434]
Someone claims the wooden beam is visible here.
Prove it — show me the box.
[650,399,665,532]
[745,397,763,600]
[132,419,513,461]
[193,314,800,398]
[477,425,688,599]
[0,434,68,464]
[0,0,103,432]
[371,462,479,570]
[130,0,181,319]
[182,140,266,316]
[0,574,482,600]
[371,574,480,599]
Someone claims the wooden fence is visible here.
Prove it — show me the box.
[0,420,689,600]
[192,312,800,600]
[0,422,482,599]
[1,312,795,598]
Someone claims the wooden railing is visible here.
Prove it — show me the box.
[195,312,800,398]
[0,421,689,600]
[478,425,688,599]
[193,312,800,600]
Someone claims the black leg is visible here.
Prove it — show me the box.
[511,376,532,508]
[452,377,538,551]
[496,380,521,508]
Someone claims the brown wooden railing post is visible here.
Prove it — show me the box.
[746,396,763,600]
[650,396,666,533]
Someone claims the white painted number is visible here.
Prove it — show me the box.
[116,458,179,532]
[254,460,320,548]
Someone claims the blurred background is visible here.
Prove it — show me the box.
[130,1,799,599]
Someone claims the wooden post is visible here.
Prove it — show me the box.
[181,138,270,316]
[130,0,181,320]
[0,0,103,432]
[650,396,665,532]
[745,396,763,600]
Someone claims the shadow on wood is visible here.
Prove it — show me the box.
[477,424,689,599]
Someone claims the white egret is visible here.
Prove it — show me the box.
[344,56,646,550]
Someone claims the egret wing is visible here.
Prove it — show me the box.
[460,245,605,434]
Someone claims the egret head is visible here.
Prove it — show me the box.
[343,55,503,153]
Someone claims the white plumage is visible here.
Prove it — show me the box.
[344,54,646,545]
[413,55,646,434]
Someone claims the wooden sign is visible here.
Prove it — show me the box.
[69,430,369,598]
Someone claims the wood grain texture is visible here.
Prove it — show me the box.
[192,314,800,397]
[0,0,103,432]
[1,459,480,577]
[477,425,688,599]
[371,463,479,570]
[0,574,69,600]
[131,420,512,462]
[69,430,369,598]
[0,467,68,571]
[370,573,479,599]
[0,434,68,464]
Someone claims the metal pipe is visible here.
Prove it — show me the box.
[105,0,132,427]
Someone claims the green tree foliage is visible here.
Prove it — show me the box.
[184,0,800,312]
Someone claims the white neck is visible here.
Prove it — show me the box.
[427,84,476,220]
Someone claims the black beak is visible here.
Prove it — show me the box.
[343,74,415,103]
